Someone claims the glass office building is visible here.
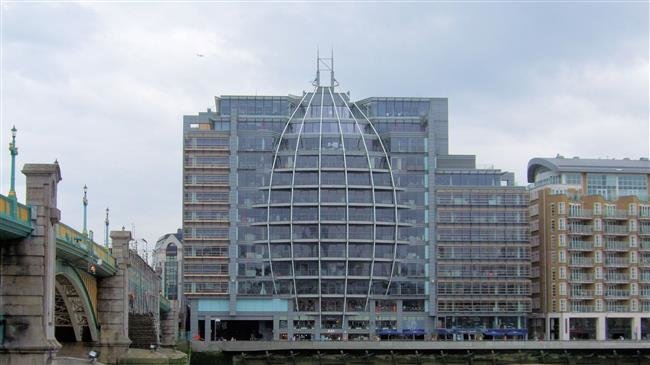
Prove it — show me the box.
[183,61,527,341]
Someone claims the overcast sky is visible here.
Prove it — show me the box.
[1,2,648,254]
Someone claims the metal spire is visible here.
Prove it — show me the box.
[8,126,17,200]
[82,185,88,235]
[313,48,338,88]
[104,207,110,248]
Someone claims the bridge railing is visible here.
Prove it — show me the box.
[0,194,31,225]
[56,222,116,269]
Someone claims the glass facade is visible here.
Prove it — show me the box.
[435,170,531,339]
[183,69,529,341]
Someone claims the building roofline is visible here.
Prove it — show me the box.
[527,157,650,183]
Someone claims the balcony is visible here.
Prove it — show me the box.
[604,274,629,283]
[570,304,594,312]
[569,257,594,266]
[603,210,628,219]
[605,290,630,298]
[569,274,595,282]
[569,240,593,251]
[568,225,593,235]
[568,209,593,219]
[639,256,650,267]
[640,225,650,235]
[605,304,629,312]
[570,290,594,298]
[640,291,650,299]
[605,240,629,251]
[640,240,650,250]
[604,225,629,235]
[605,258,628,267]
[640,274,650,282]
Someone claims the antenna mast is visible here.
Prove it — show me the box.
[313,47,338,88]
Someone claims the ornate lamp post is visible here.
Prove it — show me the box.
[8,126,18,216]
[104,207,110,248]
[82,185,88,235]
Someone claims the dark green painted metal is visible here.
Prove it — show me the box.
[55,260,100,342]
[0,194,32,239]
[56,222,117,277]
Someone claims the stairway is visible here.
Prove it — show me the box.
[128,313,159,348]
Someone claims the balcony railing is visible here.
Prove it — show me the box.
[569,241,593,250]
[569,257,594,266]
[570,304,594,312]
[639,291,650,298]
[604,274,629,282]
[604,210,628,219]
[570,290,594,298]
[569,274,595,282]
[568,225,593,235]
[605,240,629,250]
[604,258,628,266]
[605,290,630,298]
[604,225,628,235]
[640,226,650,235]
[568,209,593,218]
[640,240,650,250]
[605,304,629,312]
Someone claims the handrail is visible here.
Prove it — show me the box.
[56,222,116,268]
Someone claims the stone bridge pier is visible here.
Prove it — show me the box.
[96,230,132,364]
[0,163,62,365]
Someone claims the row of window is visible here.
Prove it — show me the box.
[437,210,527,224]
[437,246,530,260]
[219,98,290,116]
[437,192,528,206]
[238,172,426,188]
[238,242,425,260]
[438,264,530,278]
[437,227,529,242]
[437,282,531,296]
[238,261,426,277]
[237,152,426,171]
[239,224,399,241]
[237,279,426,296]
[240,206,424,223]
[237,189,427,206]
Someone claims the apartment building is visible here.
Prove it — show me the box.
[527,156,650,340]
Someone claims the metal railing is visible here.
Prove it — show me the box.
[56,222,116,268]
[605,240,628,250]
[604,210,628,219]
[568,241,593,250]
[604,225,628,235]
[0,194,31,227]
[568,209,592,218]
[568,225,593,234]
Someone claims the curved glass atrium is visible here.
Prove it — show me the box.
[232,82,429,340]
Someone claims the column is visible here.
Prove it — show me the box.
[0,163,62,364]
[596,315,606,341]
[632,316,641,340]
[96,230,132,364]
[159,302,179,347]
[558,315,570,341]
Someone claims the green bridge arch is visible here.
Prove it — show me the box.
[55,260,99,343]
